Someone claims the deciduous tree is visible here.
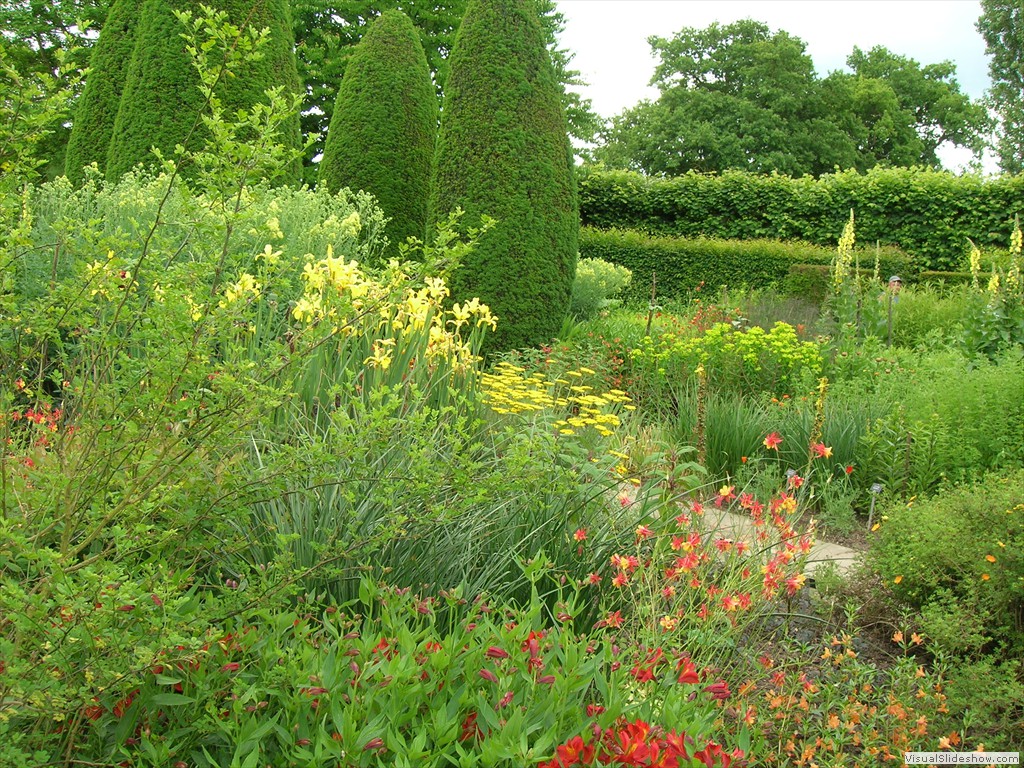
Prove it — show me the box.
[977,0,1024,174]
[596,20,988,177]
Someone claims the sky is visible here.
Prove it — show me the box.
[554,0,993,171]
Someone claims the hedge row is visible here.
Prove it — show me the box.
[578,166,1024,272]
[578,227,913,304]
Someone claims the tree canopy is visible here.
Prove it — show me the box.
[977,0,1024,174]
[595,19,989,178]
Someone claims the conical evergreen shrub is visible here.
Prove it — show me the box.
[106,0,303,183]
[319,10,437,260]
[64,0,144,184]
[430,0,578,353]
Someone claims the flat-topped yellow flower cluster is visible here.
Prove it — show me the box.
[480,362,635,438]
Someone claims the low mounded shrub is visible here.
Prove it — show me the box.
[570,257,632,320]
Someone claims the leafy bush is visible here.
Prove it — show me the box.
[630,321,823,402]
[579,165,1024,271]
[580,226,910,305]
[570,257,632,320]
[869,471,1024,655]
[866,472,1024,741]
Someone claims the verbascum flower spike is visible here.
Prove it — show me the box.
[832,209,855,294]
[967,239,982,290]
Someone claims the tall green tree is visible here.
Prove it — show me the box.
[843,46,989,165]
[597,20,857,176]
[64,0,144,183]
[319,10,436,258]
[291,0,458,170]
[596,20,987,177]
[977,0,1024,174]
[105,0,303,182]
[430,0,578,353]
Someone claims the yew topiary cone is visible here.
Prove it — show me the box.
[319,10,437,260]
[429,0,578,353]
[105,0,303,183]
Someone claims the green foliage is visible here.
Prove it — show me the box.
[579,226,910,304]
[570,257,632,320]
[630,321,822,404]
[319,10,437,260]
[290,0,462,178]
[825,45,990,168]
[430,0,578,353]
[63,0,143,184]
[595,20,988,177]
[835,347,1024,494]
[0,42,80,204]
[0,0,108,179]
[977,0,1024,174]
[105,0,303,183]
[578,165,1024,271]
[868,471,1024,664]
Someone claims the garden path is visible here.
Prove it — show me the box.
[703,507,862,579]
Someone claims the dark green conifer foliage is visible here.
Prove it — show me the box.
[430,0,578,353]
[319,10,436,259]
[64,0,144,184]
[106,0,303,183]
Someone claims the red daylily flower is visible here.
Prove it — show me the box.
[811,442,833,458]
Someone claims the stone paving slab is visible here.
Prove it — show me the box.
[698,507,863,578]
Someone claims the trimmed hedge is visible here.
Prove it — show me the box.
[917,270,973,287]
[579,166,1024,272]
[579,227,912,304]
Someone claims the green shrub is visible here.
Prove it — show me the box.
[430,0,578,353]
[918,270,973,287]
[784,264,887,306]
[578,165,1024,271]
[868,469,1024,739]
[319,10,437,260]
[887,284,973,348]
[63,0,144,184]
[579,227,911,305]
[630,321,823,402]
[570,257,632,320]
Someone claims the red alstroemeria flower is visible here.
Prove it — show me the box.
[763,432,783,450]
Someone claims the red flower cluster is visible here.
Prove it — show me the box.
[539,719,744,767]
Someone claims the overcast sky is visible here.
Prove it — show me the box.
[554,0,993,170]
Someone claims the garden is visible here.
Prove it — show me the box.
[2,0,1023,766]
